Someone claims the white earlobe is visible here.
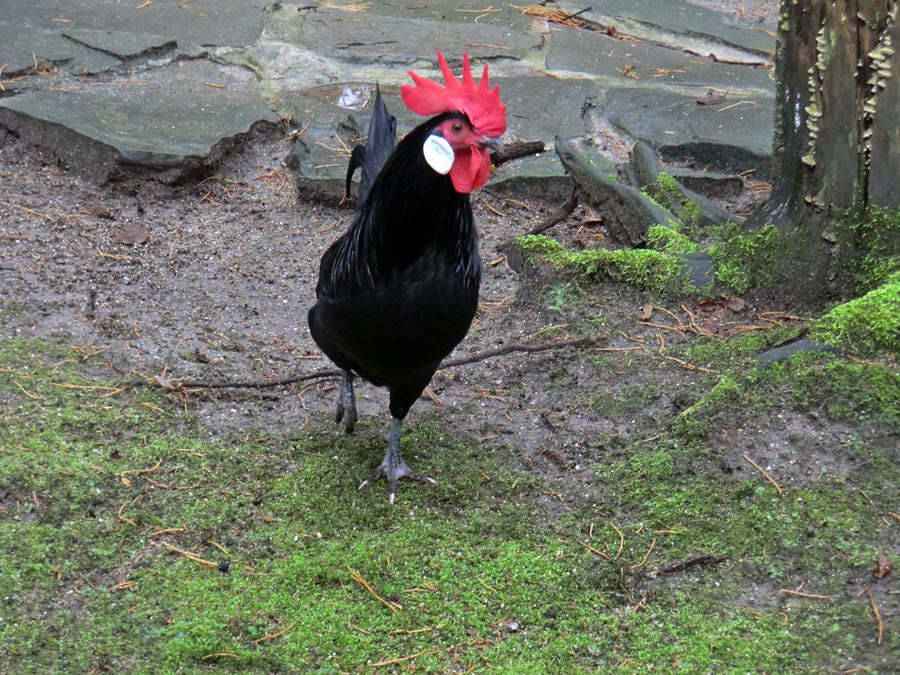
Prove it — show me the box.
[423,135,454,175]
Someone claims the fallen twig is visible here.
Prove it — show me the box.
[529,183,580,235]
[371,648,441,668]
[630,539,656,570]
[254,617,301,643]
[651,553,727,577]
[777,583,832,600]
[13,204,58,223]
[860,584,884,645]
[160,541,219,568]
[151,336,607,392]
[349,567,402,613]
[578,540,611,560]
[490,140,545,166]
[742,453,783,494]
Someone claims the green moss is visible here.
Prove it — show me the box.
[707,223,782,293]
[648,223,700,254]
[671,374,744,440]
[516,234,698,298]
[678,323,806,372]
[4,332,899,674]
[835,207,900,294]
[789,356,900,424]
[669,348,899,446]
[646,173,704,228]
[810,272,900,355]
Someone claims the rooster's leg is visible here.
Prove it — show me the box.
[359,417,436,503]
[335,370,357,434]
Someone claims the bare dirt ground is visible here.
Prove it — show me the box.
[0,0,785,489]
[0,117,795,496]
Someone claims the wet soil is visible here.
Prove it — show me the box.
[0,120,787,493]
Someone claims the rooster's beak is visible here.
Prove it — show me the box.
[479,136,505,153]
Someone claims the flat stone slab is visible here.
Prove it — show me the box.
[547,25,774,94]
[1,0,778,189]
[561,0,775,62]
[602,87,773,176]
[0,59,277,180]
[1,0,268,78]
[0,28,114,76]
[244,3,542,96]
[61,29,178,61]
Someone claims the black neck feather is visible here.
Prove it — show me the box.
[333,113,480,289]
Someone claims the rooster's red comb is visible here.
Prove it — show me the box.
[401,51,506,138]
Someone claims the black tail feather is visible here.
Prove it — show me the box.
[344,85,397,204]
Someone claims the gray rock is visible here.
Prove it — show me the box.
[561,0,775,61]
[547,24,774,94]
[630,140,740,226]
[555,136,674,246]
[755,338,839,366]
[0,0,777,194]
[602,88,773,176]
[0,60,277,180]
[676,251,715,289]
[61,29,178,61]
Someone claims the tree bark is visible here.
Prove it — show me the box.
[750,0,899,299]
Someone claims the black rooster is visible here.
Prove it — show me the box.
[308,52,506,502]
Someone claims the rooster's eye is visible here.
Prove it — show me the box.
[450,122,465,135]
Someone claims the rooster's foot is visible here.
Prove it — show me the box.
[358,417,435,503]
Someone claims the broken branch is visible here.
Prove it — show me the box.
[529,183,580,235]
[742,453,783,494]
[150,336,607,392]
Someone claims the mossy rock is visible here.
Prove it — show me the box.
[508,234,702,300]
[810,272,900,356]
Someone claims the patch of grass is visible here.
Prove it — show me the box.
[588,349,900,670]
[584,432,897,670]
[707,223,782,293]
[810,272,900,356]
[516,234,699,298]
[2,336,898,674]
[647,223,700,255]
[835,207,900,294]
[646,172,704,229]
[677,323,807,372]
[671,348,899,442]
[788,355,900,425]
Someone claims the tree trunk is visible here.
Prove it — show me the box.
[750,0,899,299]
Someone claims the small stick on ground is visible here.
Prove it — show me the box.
[254,617,302,643]
[777,583,833,600]
[13,204,57,223]
[117,501,137,527]
[490,140,545,166]
[578,539,611,560]
[630,538,656,570]
[154,336,609,392]
[349,567,402,613]
[160,541,219,568]
[371,648,441,668]
[652,553,727,577]
[861,584,884,645]
[742,453,783,494]
[606,521,625,558]
[529,184,580,235]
